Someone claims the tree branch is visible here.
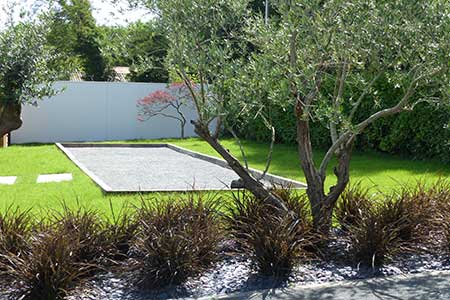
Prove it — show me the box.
[330,60,348,144]
[212,115,222,140]
[354,68,440,133]
[257,125,276,181]
[349,71,384,122]
[199,69,206,107]
[144,111,184,123]
[228,127,249,171]
[192,120,288,213]
[140,103,171,116]
[319,131,352,178]
[304,59,327,106]
[319,67,442,178]
[177,69,203,121]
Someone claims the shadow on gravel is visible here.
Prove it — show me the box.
[269,272,450,300]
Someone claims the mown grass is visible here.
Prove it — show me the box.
[0,138,448,215]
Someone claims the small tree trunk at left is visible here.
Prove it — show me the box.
[180,121,185,139]
[0,102,22,137]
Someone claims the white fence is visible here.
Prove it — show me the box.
[11,81,199,144]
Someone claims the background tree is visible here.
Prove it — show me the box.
[0,20,59,136]
[100,21,169,82]
[232,3,449,164]
[137,83,193,138]
[249,0,279,21]
[47,0,110,80]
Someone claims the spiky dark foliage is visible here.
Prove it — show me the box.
[428,179,450,252]
[443,212,450,254]
[384,194,428,244]
[225,189,314,277]
[52,205,108,266]
[2,229,92,300]
[0,206,32,258]
[335,182,372,231]
[271,185,312,224]
[348,181,445,267]
[133,193,222,289]
[429,179,450,206]
[383,181,447,244]
[436,185,450,253]
[348,202,403,267]
[104,202,138,260]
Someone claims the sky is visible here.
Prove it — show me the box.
[0,0,153,27]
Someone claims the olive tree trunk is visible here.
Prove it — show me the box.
[0,102,22,137]
[192,119,289,212]
[295,104,353,234]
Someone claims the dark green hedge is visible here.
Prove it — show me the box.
[234,80,449,163]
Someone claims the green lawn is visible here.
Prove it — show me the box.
[0,138,448,215]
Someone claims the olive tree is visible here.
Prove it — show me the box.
[234,0,449,232]
[0,16,58,137]
[140,0,449,233]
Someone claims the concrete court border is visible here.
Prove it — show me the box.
[56,143,307,193]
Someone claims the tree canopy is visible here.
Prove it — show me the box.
[0,18,59,136]
[47,0,110,80]
[141,0,449,232]
[100,21,169,82]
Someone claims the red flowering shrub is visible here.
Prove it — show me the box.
[137,82,196,138]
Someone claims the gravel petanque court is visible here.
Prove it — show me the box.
[57,143,305,192]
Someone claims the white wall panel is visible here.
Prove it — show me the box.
[11,81,199,144]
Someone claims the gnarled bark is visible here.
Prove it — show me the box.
[296,99,353,234]
[0,102,22,137]
[191,119,288,212]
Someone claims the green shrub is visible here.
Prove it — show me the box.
[232,76,449,163]
[361,103,450,163]
[225,189,315,277]
[133,194,222,289]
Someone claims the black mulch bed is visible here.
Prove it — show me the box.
[1,233,449,300]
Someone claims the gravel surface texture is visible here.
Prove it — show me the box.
[1,238,448,300]
[65,146,244,191]
[66,247,450,300]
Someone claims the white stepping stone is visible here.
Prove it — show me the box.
[37,173,73,183]
[0,176,17,185]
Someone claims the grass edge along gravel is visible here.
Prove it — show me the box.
[0,138,448,215]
